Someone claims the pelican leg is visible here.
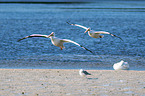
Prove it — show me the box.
[99,35,104,38]
[60,46,65,50]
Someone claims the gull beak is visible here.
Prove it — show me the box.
[84,28,90,33]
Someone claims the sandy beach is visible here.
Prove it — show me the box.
[0,1,145,96]
[0,69,145,96]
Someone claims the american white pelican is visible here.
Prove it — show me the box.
[18,32,93,53]
[113,60,129,70]
[67,22,123,41]
[79,69,91,77]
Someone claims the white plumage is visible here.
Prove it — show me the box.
[79,69,91,77]
[113,60,129,70]
[67,22,123,41]
[18,32,93,53]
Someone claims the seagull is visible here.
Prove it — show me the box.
[67,22,123,41]
[113,60,129,70]
[79,69,91,77]
[18,32,93,53]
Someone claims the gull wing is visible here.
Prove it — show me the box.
[61,39,93,54]
[83,70,91,75]
[94,31,123,41]
[67,22,88,30]
[17,34,49,42]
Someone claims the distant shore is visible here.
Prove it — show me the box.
[0,1,92,4]
[0,69,145,96]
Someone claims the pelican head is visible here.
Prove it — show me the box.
[84,28,91,33]
[48,32,55,38]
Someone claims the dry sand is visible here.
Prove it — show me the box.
[0,69,145,96]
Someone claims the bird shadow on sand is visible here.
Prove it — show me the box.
[87,78,98,80]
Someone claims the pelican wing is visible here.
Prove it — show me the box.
[18,34,49,42]
[73,24,88,30]
[61,39,93,54]
[67,22,88,30]
[94,31,110,34]
[94,31,123,41]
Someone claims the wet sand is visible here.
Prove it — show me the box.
[0,69,145,96]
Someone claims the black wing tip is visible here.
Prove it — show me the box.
[66,21,75,26]
[66,21,71,25]
[119,37,123,41]
[111,34,123,41]
[80,45,94,54]
[17,36,30,42]
[17,38,25,42]
[116,36,123,41]
[85,48,95,54]
[88,50,95,54]
[17,39,21,42]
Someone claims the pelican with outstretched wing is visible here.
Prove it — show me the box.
[18,32,93,53]
[67,22,123,41]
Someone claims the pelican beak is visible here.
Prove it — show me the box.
[84,30,88,33]
[48,32,54,38]
[84,28,90,33]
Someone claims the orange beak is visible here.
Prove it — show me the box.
[84,28,90,33]
[48,32,54,37]
[84,30,88,33]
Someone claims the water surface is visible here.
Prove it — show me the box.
[0,1,145,70]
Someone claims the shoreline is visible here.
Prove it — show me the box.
[0,68,145,71]
[0,69,145,96]
[1,54,145,71]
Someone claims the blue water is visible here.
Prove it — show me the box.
[0,1,145,70]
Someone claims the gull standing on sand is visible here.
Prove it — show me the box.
[67,22,123,41]
[18,32,93,53]
[79,69,91,77]
[113,60,129,70]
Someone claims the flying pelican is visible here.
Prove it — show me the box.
[67,22,123,41]
[18,32,93,53]
[79,69,91,77]
[113,60,129,70]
